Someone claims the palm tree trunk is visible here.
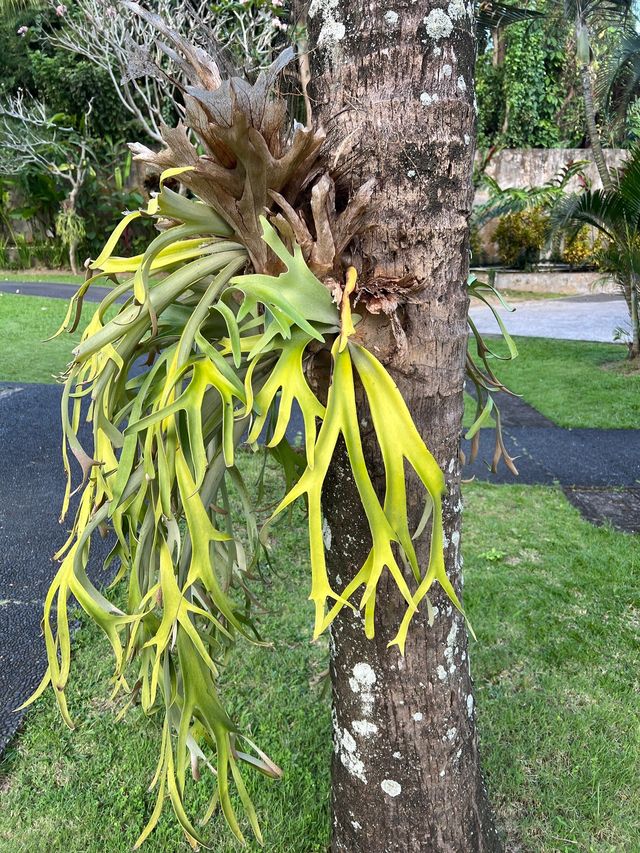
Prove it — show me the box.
[630,274,640,359]
[305,2,502,850]
[577,31,612,192]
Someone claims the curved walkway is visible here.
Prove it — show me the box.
[1,341,639,754]
[0,383,112,753]
[469,293,629,343]
[2,381,638,753]
[463,390,640,489]
[0,280,121,303]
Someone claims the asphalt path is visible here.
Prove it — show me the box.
[469,293,629,343]
[0,280,123,303]
[1,382,639,753]
[0,383,111,753]
[1,285,639,754]
[461,388,640,486]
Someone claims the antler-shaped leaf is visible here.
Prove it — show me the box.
[269,336,462,653]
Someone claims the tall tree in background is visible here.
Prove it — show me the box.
[302,1,501,849]
[565,0,631,189]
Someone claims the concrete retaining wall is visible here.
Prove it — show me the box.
[473,148,628,265]
[474,148,627,205]
[471,268,618,295]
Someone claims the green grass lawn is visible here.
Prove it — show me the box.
[474,336,640,429]
[0,477,637,852]
[2,295,638,432]
[0,293,91,383]
[0,270,85,286]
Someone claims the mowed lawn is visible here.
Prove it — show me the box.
[474,336,640,429]
[0,291,638,851]
[1,292,639,429]
[0,293,84,383]
[0,474,638,853]
[0,270,85,286]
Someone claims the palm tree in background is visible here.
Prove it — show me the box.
[601,28,640,129]
[562,0,633,191]
[554,145,640,357]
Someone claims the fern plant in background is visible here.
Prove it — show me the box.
[25,13,517,848]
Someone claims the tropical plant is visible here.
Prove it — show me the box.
[466,275,519,474]
[473,159,589,228]
[18,46,442,848]
[493,206,549,268]
[22,14,517,849]
[13,232,32,267]
[561,223,603,266]
[0,91,94,272]
[42,0,288,144]
[78,146,155,259]
[473,160,589,267]
[55,206,85,271]
[600,28,640,134]
[478,4,575,150]
[563,0,632,188]
[553,145,640,357]
[0,237,9,267]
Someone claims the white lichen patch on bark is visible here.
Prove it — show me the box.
[349,662,376,716]
[446,726,457,742]
[440,63,452,79]
[412,712,423,722]
[447,0,467,19]
[380,779,402,797]
[423,8,453,40]
[338,727,367,783]
[331,705,340,753]
[392,751,402,759]
[445,617,459,673]
[384,9,399,25]
[437,664,447,681]
[352,719,378,737]
[419,92,439,107]
[308,0,345,53]
[457,75,467,92]
[352,662,376,686]
[322,517,332,550]
[467,694,474,717]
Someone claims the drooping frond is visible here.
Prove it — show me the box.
[28,24,468,847]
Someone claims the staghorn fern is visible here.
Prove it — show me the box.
[27,177,460,849]
[25,25,517,849]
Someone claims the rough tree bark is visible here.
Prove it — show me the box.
[303,1,503,850]
[630,273,639,359]
[579,59,613,192]
[62,194,80,276]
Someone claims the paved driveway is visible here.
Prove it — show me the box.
[0,383,110,753]
[469,293,629,343]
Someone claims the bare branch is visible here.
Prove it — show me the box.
[43,0,286,144]
[0,91,94,193]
